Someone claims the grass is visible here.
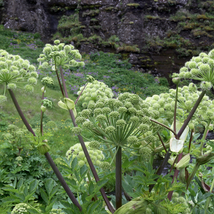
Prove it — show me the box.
[0,25,44,64]
[0,25,169,156]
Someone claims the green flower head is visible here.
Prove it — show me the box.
[0,50,38,98]
[173,49,214,87]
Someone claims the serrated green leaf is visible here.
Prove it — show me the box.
[58,163,72,173]
[1,196,20,204]
[29,179,38,194]
[122,180,133,194]
[17,178,23,189]
[87,200,102,214]
[94,179,108,191]
[74,170,80,181]
[2,186,19,194]
[80,165,88,177]
[72,157,78,170]
[49,186,59,200]
[45,202,55,212]
[45,178,54,196]
[24,192,34,203]
[88,182,94,195]
[23,185,28,196]
[40,188,49,204]
[15,193,25,202]
[28,208,41,214]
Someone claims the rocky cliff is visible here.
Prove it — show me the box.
[1,0,214,81]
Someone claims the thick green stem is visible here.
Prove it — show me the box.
[116,146,122,209]
[200,123,210,154]
[187,163,200,189]
[8,89,82,211]
[59,67,115,213]
[205,178,214,213]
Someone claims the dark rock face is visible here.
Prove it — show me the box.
[1,0,213,80]
[2,0,51,39]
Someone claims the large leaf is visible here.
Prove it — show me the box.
[45,178,54,196]
[29,179,39,194]
[40,188,49,204]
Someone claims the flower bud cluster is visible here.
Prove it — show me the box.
[11,203,41,214]
[66,142,106,168]
[77,79,114,108]
[172,49,214,88]
[41,76,54,87]
[76,92,156,147]
[38,40,85,71]
[145,85,214,129]
[171,193,191,213]
[0,50,38,98]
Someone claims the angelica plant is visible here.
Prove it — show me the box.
[76,92,157,209]
[0,50,82,211]
[38,40,114,213]
[151,49,214,201]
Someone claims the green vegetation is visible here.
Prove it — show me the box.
[2,26,214,213]
[0,25,44,64]
[52,13,141,53]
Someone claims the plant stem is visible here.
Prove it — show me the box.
[186,163,200,189]
[45,152,82,211]
[8,88,82,211]
[59,67,115,213]
[167,152,183,200]
[116,146,122,209]
[8,89,36,136]
[205,178,214,213]
[177,90,206,139]
[173,84,179,135]
[157,132,167,153]
[154,91,206,195]
[55,61,64,97]
[87,172,98,201]
[150,119,177,137]
[200,123,210,154]
[149,149,171,192]
[188,129,194,153]
[75,83,88,105]
[40,111,44,136]
[40,87,45,136]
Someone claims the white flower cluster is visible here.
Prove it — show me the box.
[66,142,105,167]
[77,79,114,108]
[0,50,38,103]
[173,49,214,90]
[38,40,84,71]
[11,203,40,214]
